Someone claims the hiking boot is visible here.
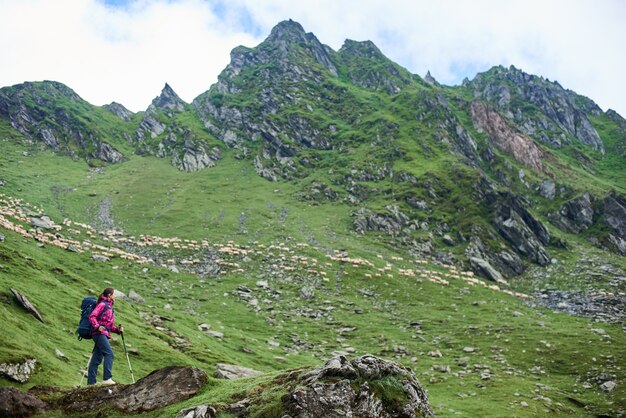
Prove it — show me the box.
[101,379,116,385]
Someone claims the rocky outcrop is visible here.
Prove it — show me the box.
[465,236,525,280]
[412,91,480,166]
[215,363,262,380]
[0,387,47,417]
[352,206,416,236]
[11,288,45,323]
[103,102,134,121]
[479,182,550,267]
[0,81,125,163]
[469,66,604,153]
[470,101,544,171]
[469,256,506,283]
[152,83,186,113]
[603,193,626,254]
[495,200,550,265]
[605,109,626,132]
[282,355,435,418]
[339,40,414,94]
[538,179,556,199]
[171,142,221,172]
[136,84,187,141]
[603,193,626,238]
[0,358,37,383]
[134,84,221,172]
[549,192,594,234]
[59,366,207,414]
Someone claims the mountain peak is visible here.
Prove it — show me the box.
[268,19,307,40]
[103,101,133,121]
[339,39,384,58]
[338,39,414,93]
[150,83,186,113]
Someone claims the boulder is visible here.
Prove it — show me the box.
[538,180,556,200]
[11,288,45,323]
[59,366,207,414]
[92,254,110,262]
[469,257,505,283]
[282,355,435,418]
[127,289,146,304]
[30,216,54,230]
[494,197,550,265]
[215,363,262,380]
[0,387,47,417]
[0,358,37,383]
[603,193,626,239]
[549,193,594,234]
[176,405,217,418]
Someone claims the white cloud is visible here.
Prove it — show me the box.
[1,0,625,116]
[0,0,261,111]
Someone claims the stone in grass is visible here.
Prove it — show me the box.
[463,347,476,353]
[215,363,262,380]
[127,289,145,304]
[206,331,224,339]
[175,405,217,418]
[55,348,69,362]
[0,358,37,383]
[11,288,45,323]
[601,381,616,392]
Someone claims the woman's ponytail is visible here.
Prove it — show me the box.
[97,287,115,303]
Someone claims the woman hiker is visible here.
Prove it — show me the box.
[87,288,124,385]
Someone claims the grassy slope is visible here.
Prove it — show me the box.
[1,131,625,417]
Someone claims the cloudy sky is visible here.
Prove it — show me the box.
[1,0,624,115]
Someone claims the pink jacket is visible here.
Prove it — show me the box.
[88,296,119,338]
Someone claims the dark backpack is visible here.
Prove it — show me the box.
[76,297,109,340]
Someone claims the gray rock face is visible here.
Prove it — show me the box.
[11,288,45,323]
[471,101,544,171]
[127,289,146,304]
[0,81,125,163]
[176,405,217,418]
[549,193,594,234]
[0,387,47,417]
[214,363,262,380]
[603,193,626,240]
[496,208,549,265]
[470,65,604,153]
[103,101,134,121]
[538,180,556,199]
[173,143,221,172]
[59,366,207,414]
[339,39,413,94]
[153,83,187,113]
[282,355,435,418]
[0,358,37,383]
[469,257,505,283]
[192,20,339,161]
[30,216,54,230]
[352,206,415,236]
[606,109,626,131]
[492,195,550,266]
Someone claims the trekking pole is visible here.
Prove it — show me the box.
[120,325,135,384]
[78,350,93,387]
